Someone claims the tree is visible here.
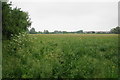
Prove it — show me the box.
[54,30,59,34]
[2,2,31,39]
[110,26,120,34]
[62,31,67,34]
[76,30,83,33]
[37,31,42,34]
[29,28,36,34]
[44,30,49,34]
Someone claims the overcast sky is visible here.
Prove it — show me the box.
[10,0,119,32]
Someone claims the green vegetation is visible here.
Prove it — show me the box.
[2,1,119,79]
[29,26,120,34]
[110,26,120,34]
[3,34,118,78]
[29,29,84,34]
[2,2,31,39]
[29,28,36,34]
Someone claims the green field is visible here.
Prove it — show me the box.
[3,34,119,78]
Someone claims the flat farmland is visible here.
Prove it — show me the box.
[3,34,119,78]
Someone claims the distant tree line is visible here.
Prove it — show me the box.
[29,26,120,34]
[29,28,84,34]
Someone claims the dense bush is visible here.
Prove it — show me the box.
[2,2,31,39]
[2,32,33,78]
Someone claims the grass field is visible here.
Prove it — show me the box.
[2,34,119,78]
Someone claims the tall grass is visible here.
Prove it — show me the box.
[2,34,118,78]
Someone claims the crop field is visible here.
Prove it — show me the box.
[2,34,119,78]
